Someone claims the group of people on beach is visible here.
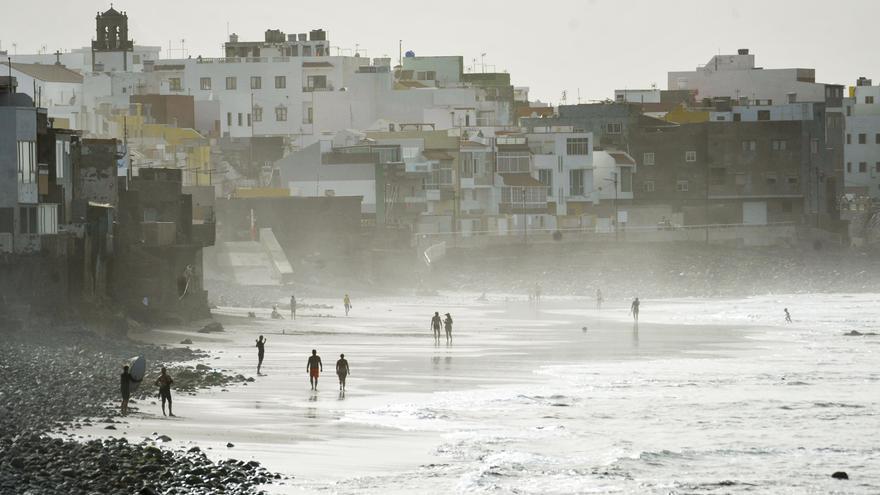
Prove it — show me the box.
[257,337,351,391]
[268,293,352,320]
[120,365,176,417]
[430,312,453,344]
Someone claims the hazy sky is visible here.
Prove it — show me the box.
[3,0,879,103]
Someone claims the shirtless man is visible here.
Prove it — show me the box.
[443,313,453,344]
[155,367,175,417]
[336,354,350,391]
[307,349,323,391]
[430,312,442,344]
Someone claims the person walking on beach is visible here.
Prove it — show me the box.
[596,289,604,310]
[256,335,267,375]
[630,297,640,322]
[444,313,453,344]
[431,312,442,344]
[784,308,792,323]
[307,349,323,391]
[155,367,175,417]
[534,283,542,303]
[336,354,350,391]
[343,294,352,316]
[290,295,296,320]
[120,365,142,416]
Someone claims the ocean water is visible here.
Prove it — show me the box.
[310,294,880,494]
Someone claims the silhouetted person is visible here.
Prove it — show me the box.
[534,283,542,303]
[343,294,352,316]
[431,312,442,343]
[290,295,296,320]
[307,349,323,391]
[444,313,453,343]
[784,308,792,323]
[630,297,640,322]
[120,365,141,416]
[336,354,350,391]
[155,367,175,417]
[596,289,604,310]
[256,335,267,374]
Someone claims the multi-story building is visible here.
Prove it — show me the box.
[843,77,880,199]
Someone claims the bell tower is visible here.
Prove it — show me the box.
[91,5,134,71]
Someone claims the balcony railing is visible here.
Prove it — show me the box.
[496,153,531,173]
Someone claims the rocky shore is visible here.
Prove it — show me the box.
[0,324,281,494]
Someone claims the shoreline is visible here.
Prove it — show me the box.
[76,293,764,491]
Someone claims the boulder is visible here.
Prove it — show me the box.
[831,471,849,480]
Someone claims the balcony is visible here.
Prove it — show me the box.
[496,152,531,173]
[302,82,335,92]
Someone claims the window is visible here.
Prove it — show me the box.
[55,140,66,179]
[226,76,237,90]
[733,113,741,122]
[757,110,770,121]
[811,138,819,154]
[765,172,777,185]
[416,71,436,80]
[168,77,182,91]
[685,150,696,162]
[253,105,262,122]
[306,75,327,90]
[859,133,867,144]
[742,140,756,152]
[200,77,212,90]
[787,176,799,185]
[876,134,880,144]
[847,162,852,173]
[569,169,584,196]
[275,76,286,89]
[17,141,35,184]
[642,152,655,165]
[847,106,852,116]
[859,162,867,173]
[402,147,419,160]
[642,180,655,192]
[303,45,312,57]
[847,134,851,145]
[238,113,243,126]
[247,113,251,127]
[226,112,232,127]
[606,122,621,134]
[275,105,288,122]
[867,96,875,104]
[133,54,141,64]
[302,103,313,124]
[19,206,36,234]
[772,140,787,151]
[538,169,553,196]
[250,76,261,90]
[566,138,589,155]
[676,180,689,192]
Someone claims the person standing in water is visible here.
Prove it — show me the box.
[256,335,267,375]
[430,312,442,344]
[120,365,142,416]
[290,295,296,320]
[307,349,323,391]
[534,283,542,303]
[444,313,453,344]
[630,297,640,322]
[155,367,175,417]
[784,308,792,323]
[336,354,350,391]
[596,289,604,310]
[343,294,352,316]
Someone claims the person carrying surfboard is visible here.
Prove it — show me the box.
[307,349,323,391]
[155,367,175,417]
[120,365,142,416]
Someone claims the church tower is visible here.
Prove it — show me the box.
[91,6,134,71]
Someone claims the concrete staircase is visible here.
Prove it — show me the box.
[214,229,294,286]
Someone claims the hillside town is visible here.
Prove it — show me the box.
[2,7,880,323]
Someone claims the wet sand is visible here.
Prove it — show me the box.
[80,294,754,492]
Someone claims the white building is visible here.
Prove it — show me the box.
[668,49,839,104]
[0,62,84,129]
[614,88,661,103]
[844,78,880,198]
[528,127,593,217]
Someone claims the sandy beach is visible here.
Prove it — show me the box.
[75,293,758,493]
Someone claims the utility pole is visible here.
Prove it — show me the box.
[521,186,527,244]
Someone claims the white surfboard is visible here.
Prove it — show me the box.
[129,356,146,393]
